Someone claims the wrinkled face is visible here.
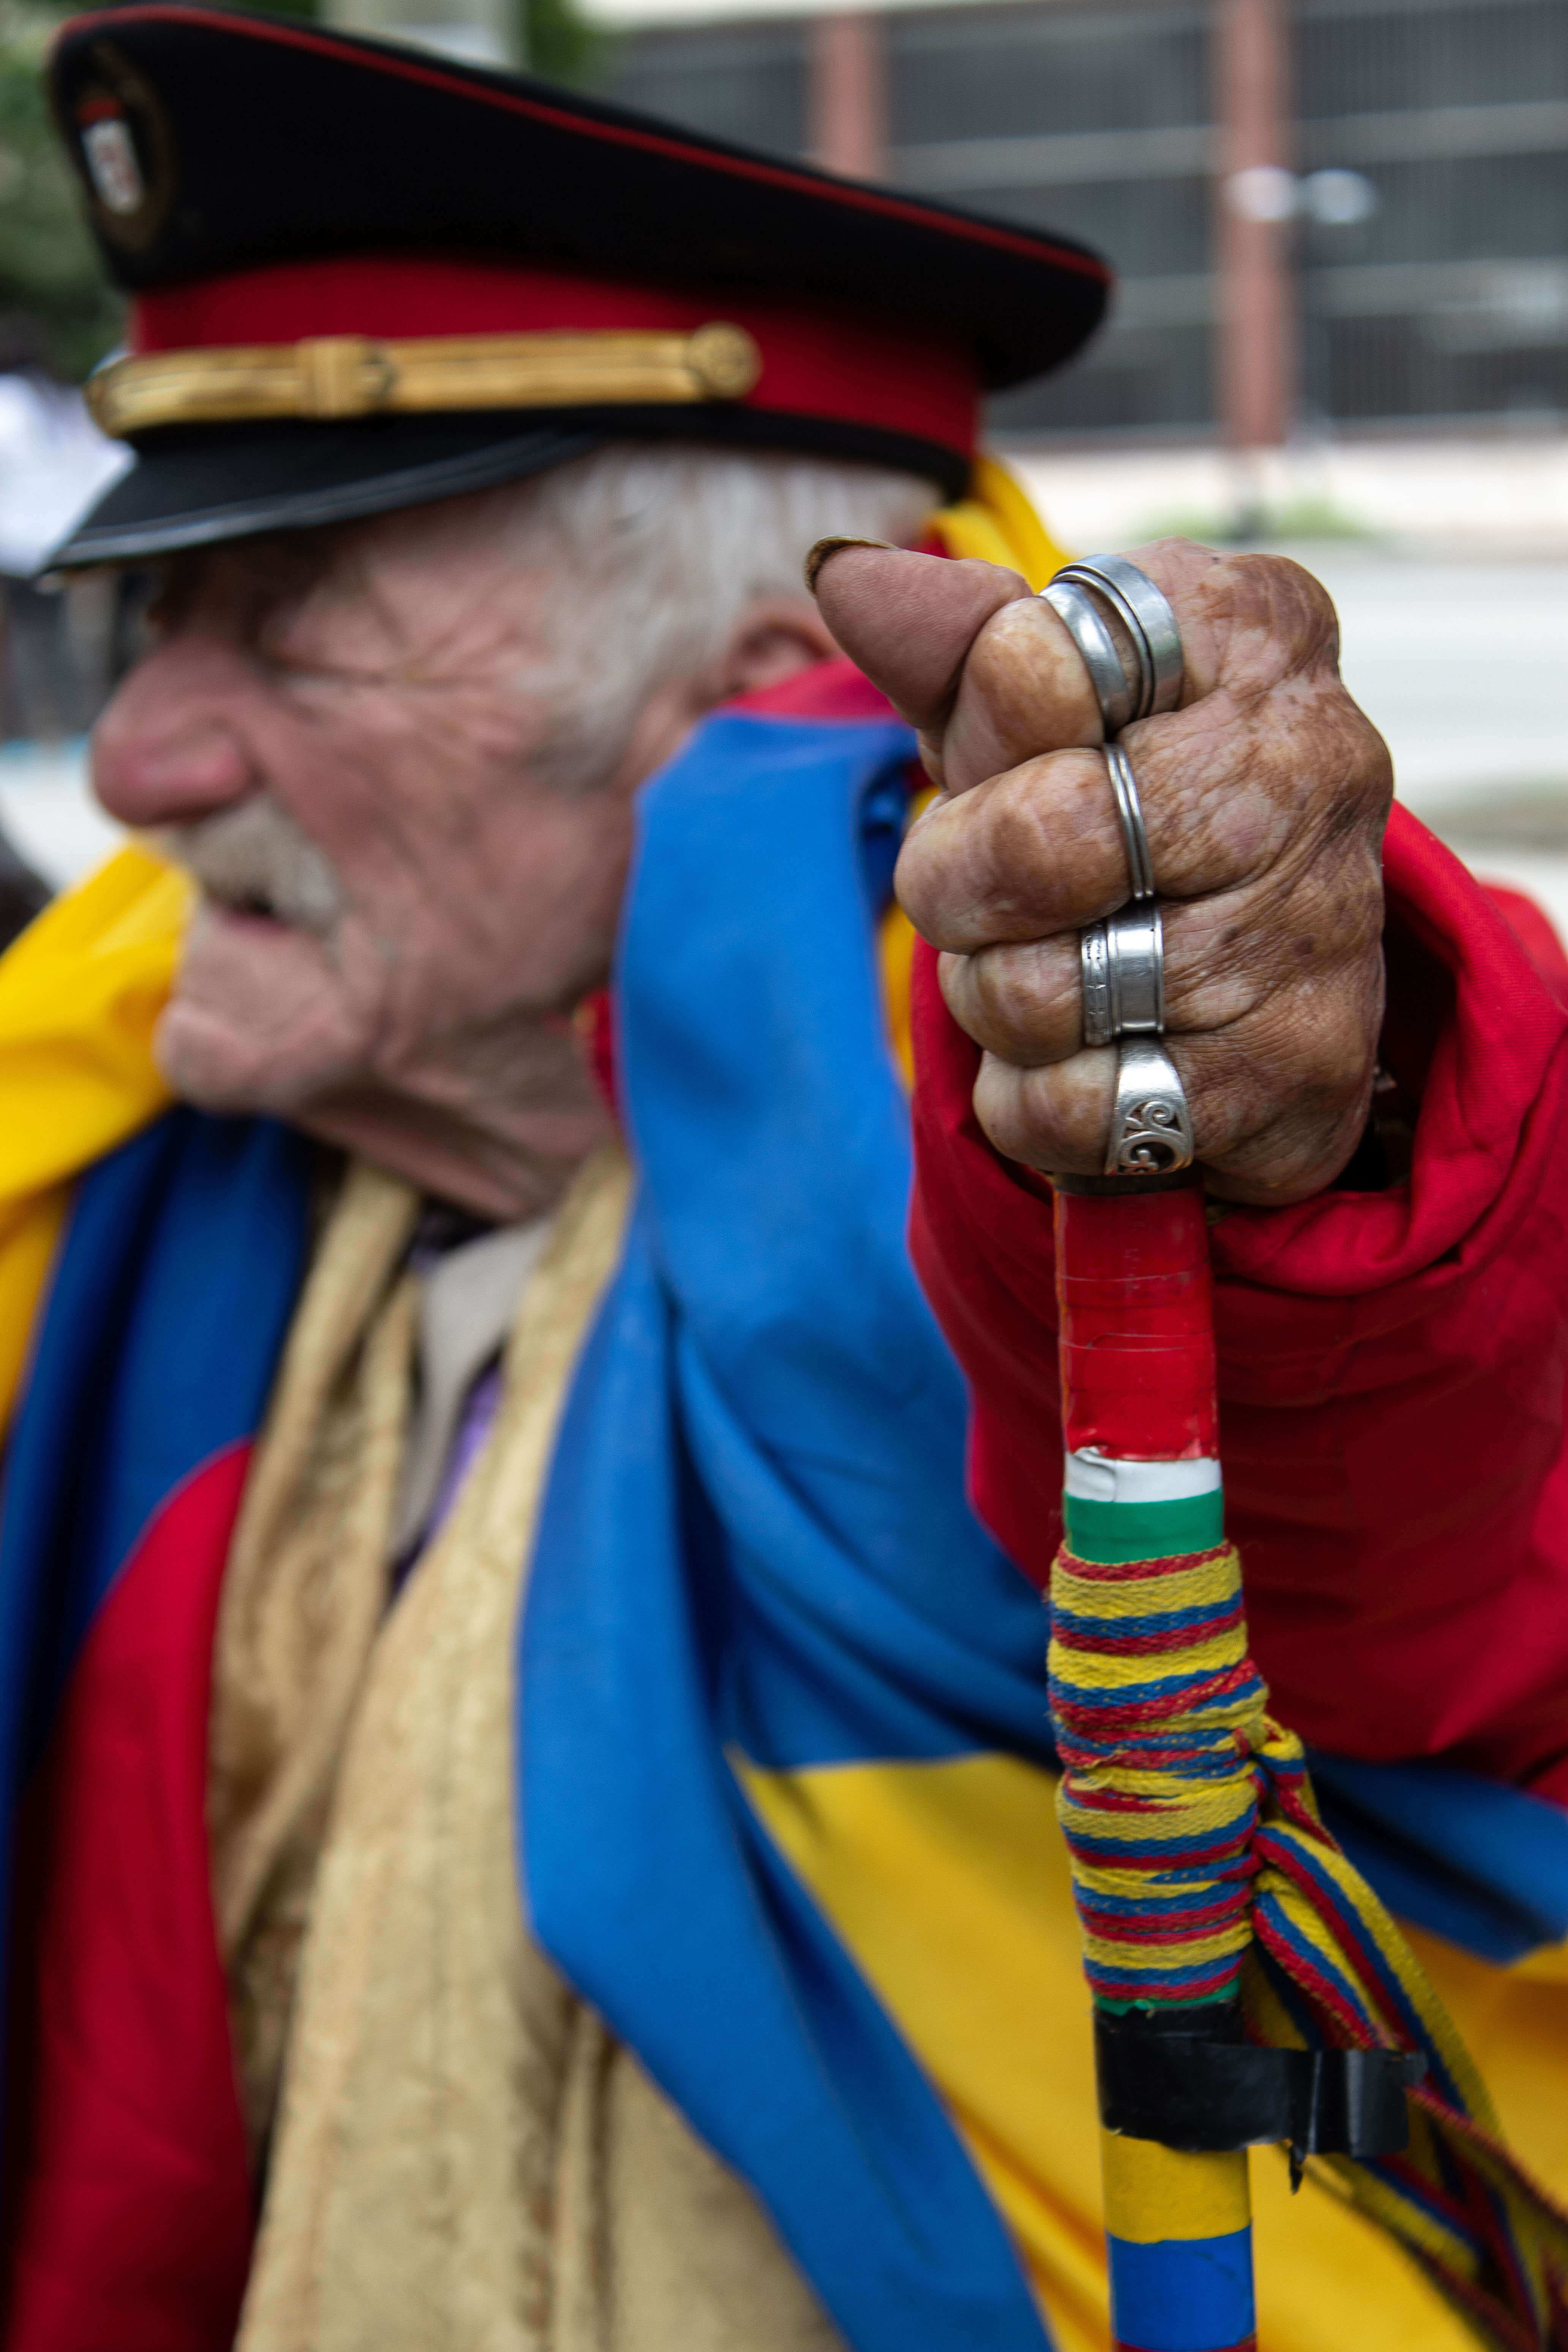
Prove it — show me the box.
[92,492,689,1132]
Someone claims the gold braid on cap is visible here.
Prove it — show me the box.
[86,321,763,438]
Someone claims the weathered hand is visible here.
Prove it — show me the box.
[811,538,1393,1204]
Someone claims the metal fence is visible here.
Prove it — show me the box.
[608,0,1568,439]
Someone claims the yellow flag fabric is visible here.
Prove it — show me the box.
[0,846,188,1430]
[929,451,1072,586]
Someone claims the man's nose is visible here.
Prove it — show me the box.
[92,634,259,828]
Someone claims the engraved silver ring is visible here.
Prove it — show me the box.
[1080,923,1113,1049]
[1106,1036,1195,1179]
[1080,902,1165,1048]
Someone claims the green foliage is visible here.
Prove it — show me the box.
[0,0,605,386]
[0,3,121,381]
[1136,494,1378,547]
[522,0,608,85]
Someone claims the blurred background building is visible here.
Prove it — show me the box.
[0,0,1562,925]
[604,0,1568,452]
[597,0,1568,930]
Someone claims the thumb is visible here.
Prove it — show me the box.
[808,544,1024,734]
[809,539,1107,797]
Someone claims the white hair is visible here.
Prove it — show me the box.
[500,442,942,789]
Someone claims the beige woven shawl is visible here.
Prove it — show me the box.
[205,1144,843,2352]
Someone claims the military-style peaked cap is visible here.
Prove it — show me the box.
[47,2,1111,566]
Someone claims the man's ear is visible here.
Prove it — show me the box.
[713,595,841,703]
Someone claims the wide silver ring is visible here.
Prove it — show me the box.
[1081,902,1164,1046]
[1052,554,1184,722]
[1038,576,1137,739]
[1105,740,1155,902]
[1106,1036,1194,1178]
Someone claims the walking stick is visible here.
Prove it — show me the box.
[1037,552,1255,2352]
[1050,1172,1255,2352]
[1037,557,1421,2352]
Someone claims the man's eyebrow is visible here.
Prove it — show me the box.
[243,539,364,650]
[248,535,337,607]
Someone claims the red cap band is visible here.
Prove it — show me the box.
[131,253,980,459]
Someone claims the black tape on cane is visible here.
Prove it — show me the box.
[1095,2009,1425,2159]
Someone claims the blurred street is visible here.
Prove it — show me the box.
[0,736,119,889]
[1319,546,1568,940]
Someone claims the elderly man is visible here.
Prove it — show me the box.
[2,10,1568,2352]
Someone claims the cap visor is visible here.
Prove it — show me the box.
[48,405,968,569]
[47,413,603,567]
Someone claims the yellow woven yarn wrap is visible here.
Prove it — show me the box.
[1050,1540,1266,2001]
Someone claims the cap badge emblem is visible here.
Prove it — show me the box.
[79,105,143,215]
[70,44,177,253]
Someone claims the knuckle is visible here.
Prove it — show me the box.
[897,748,1128,949]
[982,762,1072,916]
[958,938,1078,1062]
[1219,551,1343,680]
[1300,688,1395,829]
[972,1051,1110,1175]
[964,595,1104,755]
[1294,982,1381,1099]
[1252,552,1340,644]
[1160,896,1264,1031]
[1133,679,1391,907]
[1184,973,1377,1186]
[894,801,982,947]
[947,750,1124,938]
[893,821,942,936]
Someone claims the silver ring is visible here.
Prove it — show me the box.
[1051,555,1184,722]
[1081,924,1113,1047]
[1105,740,1155,902]
[1082,902,1164,1043]
[1038,576,1137,738]
[1106,1036,1194,1178]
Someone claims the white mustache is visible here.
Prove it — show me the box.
[156,796,344,937]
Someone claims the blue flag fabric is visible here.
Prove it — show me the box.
[520,707,1059,2352]
[0,1109,311,2080]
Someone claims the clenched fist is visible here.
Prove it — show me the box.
[811,538,1393,1204]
